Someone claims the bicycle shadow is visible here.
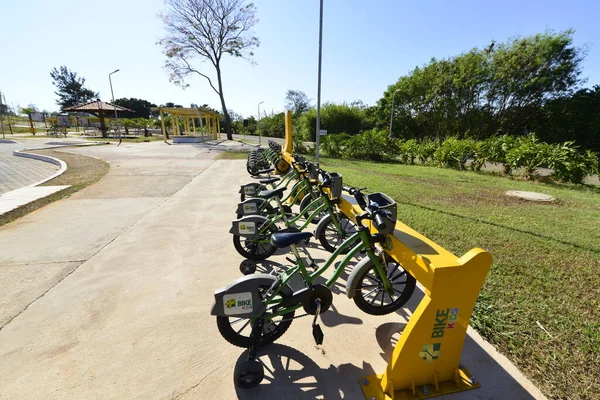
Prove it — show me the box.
[234,344,375,400]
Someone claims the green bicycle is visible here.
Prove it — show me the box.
[212,186,417,388]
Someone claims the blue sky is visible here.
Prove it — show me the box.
[1,0,598,118]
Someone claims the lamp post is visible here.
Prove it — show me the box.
[315,0,324,163]
[109,69,120,138]
[257,101,264,145]
[389,89,400,137]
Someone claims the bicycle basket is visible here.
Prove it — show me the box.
[329,172,342,199]
[366,192,397,235]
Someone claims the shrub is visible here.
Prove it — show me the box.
[343,129,399,162]
[433,138,475,170]
[398,139,419,165]
[505,135,552,179]
[321,133,351,158]
[548,142,599,184]
[415,140,438,165]
[484,135,525,174]
[293,133,310,154]
[470,140,490,171]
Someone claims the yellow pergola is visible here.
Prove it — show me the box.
[152,107,221,142]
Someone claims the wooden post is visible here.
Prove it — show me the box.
[160,109,168,139]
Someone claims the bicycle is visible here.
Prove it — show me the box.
[231,166,352,261]
[212,186,417,388]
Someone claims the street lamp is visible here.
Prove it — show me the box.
[109,69,120,139]
[257,101,264,145]
[315,0,324,163]
[389,89,400,137]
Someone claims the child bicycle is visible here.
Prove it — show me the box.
[231,166,355,261]
[211,186,417,388]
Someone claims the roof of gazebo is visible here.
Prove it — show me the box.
[151,106,220,117]
[63,100,133,113]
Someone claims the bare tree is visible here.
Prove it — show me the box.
[285,90,312,116]
[158,0,259,140]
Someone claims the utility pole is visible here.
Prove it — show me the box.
[109,69,121,140]
[258,101,264,145]
[2,93,13,135]
[0,90,5,139]
[315,0,324,163]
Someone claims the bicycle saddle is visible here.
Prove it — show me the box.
[259,177,280,185]
[270,232,313,248]
[258,186,286,199]
[256,168,274,175]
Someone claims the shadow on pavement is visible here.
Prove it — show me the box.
[235,344,375,400]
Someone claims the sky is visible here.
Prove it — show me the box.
[1,0,599,118]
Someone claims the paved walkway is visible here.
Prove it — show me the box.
[0,142,545,399]
[0,141,59,194]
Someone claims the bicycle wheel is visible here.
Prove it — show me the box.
[217,286,295,348]
[318,214,359,254]
[352,257,416,315]
[299,194,327,224]
[232,225,278,261]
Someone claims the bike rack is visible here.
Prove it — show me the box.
[280,111,493,399]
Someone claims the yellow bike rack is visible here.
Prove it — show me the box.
[281,111,493,399]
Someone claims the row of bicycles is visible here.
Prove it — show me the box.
[211,141,417,388]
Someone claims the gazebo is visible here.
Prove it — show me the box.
[63,100,133,138]
[152,106,221,143]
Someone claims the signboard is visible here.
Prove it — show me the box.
[29,112,45,122]
[319,129,327,136]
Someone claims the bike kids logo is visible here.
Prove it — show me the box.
[238,222,256,234]
[223,292,253,315]
[225,298,236,308]
[419,343,441,363]
[431,307,459,339]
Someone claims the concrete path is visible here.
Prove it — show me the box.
[0,143,545,399]
[0,141,59,194]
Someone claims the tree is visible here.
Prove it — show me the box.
[379,30,584,140]
[285,90,311,116]
[20,105,38,115]
[158,0,260,141]
[0,104,14,116]
[113,98,158,118]
[50,66,98,109]
[298,102,372,141]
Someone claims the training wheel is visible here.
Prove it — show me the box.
[239,259,257,275]
[234,359,264,389]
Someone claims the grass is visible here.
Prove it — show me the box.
[313,157,599,400]
[215,151,248,160]
[0,149,109,227]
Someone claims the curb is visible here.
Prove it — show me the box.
[12,150,68,187]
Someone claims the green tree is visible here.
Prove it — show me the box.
[113,98,158,119]
[380,30,584,141]
[298,102,371,141]
[50,66,98,109]
[158,0,260,141]
[285,90,312,117]
[530,86,600,153]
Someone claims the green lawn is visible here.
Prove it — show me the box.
[313,157,598,399]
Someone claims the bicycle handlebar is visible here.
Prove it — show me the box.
[374,212,386,231]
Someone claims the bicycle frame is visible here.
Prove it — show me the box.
[264,227,391,320]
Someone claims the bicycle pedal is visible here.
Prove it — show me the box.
[312,324,324,345]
